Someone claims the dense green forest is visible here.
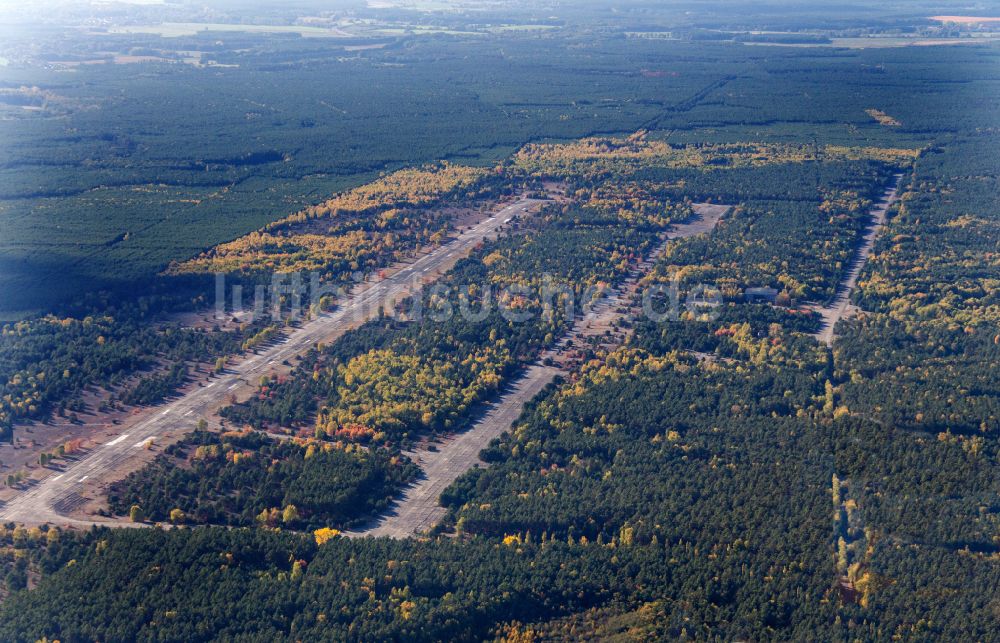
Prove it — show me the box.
[0,14,962,315]
[0,36,721,315]
[107,430,417,530]
[214,132,907,445]
[0,166,506,441]
[7,132,998,639]
[0,293,263,441]
[219,187,678,442]
[2,4,1000,641]
[169,163,510,281]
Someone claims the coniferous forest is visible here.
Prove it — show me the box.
[1,1,1000,641]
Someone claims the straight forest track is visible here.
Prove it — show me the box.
[643,75,737,131]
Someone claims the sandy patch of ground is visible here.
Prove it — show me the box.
[930,16,1000,25]
[0,360,224,505]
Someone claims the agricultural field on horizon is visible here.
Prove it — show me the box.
[0,0,998,640]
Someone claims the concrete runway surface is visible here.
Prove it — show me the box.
[347,205,728,538]
[0,197,543,526]
[814,175,902,346]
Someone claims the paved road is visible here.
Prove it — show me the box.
[0,197,543,526]
[346,205,729,539]
[815,175,902,346]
